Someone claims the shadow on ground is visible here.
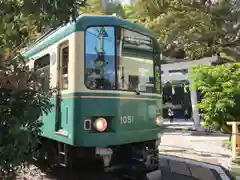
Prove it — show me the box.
[159,154,235,180]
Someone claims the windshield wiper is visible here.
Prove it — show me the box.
[120,76,140,95]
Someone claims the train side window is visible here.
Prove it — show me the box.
[59,44,69,90]
[34,54,50,92]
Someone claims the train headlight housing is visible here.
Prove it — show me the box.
[155,116,163,126]
[94,117,107,132]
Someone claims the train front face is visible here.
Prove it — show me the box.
[79,22,163,169]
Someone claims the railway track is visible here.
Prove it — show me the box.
[47,163,160,180]
[32,166,152,180]
[27,158,161,180]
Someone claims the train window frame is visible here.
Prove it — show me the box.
[84,26,116,90]
[83,25,161,94]
[34,54,50,71]
[58,42,69,90]
[33,54,50,92]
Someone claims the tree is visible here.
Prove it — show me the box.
[80,0,125,17]
[134,0,240,60]
[0,1,87,179]
[0,0,87,64]
[79,0,104,14]
[189,63,240,131]
[0,59,53,179]
[122,5,138,22]
[106,2,125,16]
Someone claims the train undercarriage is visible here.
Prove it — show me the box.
[33,137,162,179]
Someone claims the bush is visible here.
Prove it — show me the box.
[0,58,53,180]
[190,63,240,132]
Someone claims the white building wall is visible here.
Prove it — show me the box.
[161,56,216,83]
[161,56,217,130]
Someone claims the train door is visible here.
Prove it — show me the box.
[55,42,69,135]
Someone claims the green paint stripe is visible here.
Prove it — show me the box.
[52,92,162,100]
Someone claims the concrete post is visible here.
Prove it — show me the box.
[232,123,237,162]
[189,80,201,131]
[227,122,240,162]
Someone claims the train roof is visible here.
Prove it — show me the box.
[22,14,155,59]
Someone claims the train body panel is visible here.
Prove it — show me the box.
[22,14,163,169]
[39,92,162,146]
[73,92,162,146]
[40,97,75,145]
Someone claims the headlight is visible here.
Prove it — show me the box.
[155,116,163,126]
[94,117,107,132]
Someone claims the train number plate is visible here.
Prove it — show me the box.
[120,116,134,124]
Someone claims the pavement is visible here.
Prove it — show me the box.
[156,131,235,180]
[156,155,229,180]
[162,120,196,131]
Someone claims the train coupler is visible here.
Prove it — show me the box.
[131,148,159,171]
[95,147,113,167]
[145,153,159,171]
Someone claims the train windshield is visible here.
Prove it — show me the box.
[116,27,156,94]
[85,26,160,94]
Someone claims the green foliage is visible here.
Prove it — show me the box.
[122,5,138,22]
[79,0,137,21]
[80,0,125,17]
[0,0,87,63]
[106,2,124,16]
[0,58,54,179]
[190,63,240,130]
[134,0,240,60]
[79,0,104,14]
[0,0,87,179]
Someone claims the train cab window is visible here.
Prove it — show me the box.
[116,27,155,93]
[34,54,50,92]
[60,44,69,90]
[85,26,116,90]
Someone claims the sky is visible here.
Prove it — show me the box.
[120,0,131,5]
[109,0,134,5]
[85,27,115,55]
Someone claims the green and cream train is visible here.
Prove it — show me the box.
[22,14,163,170]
